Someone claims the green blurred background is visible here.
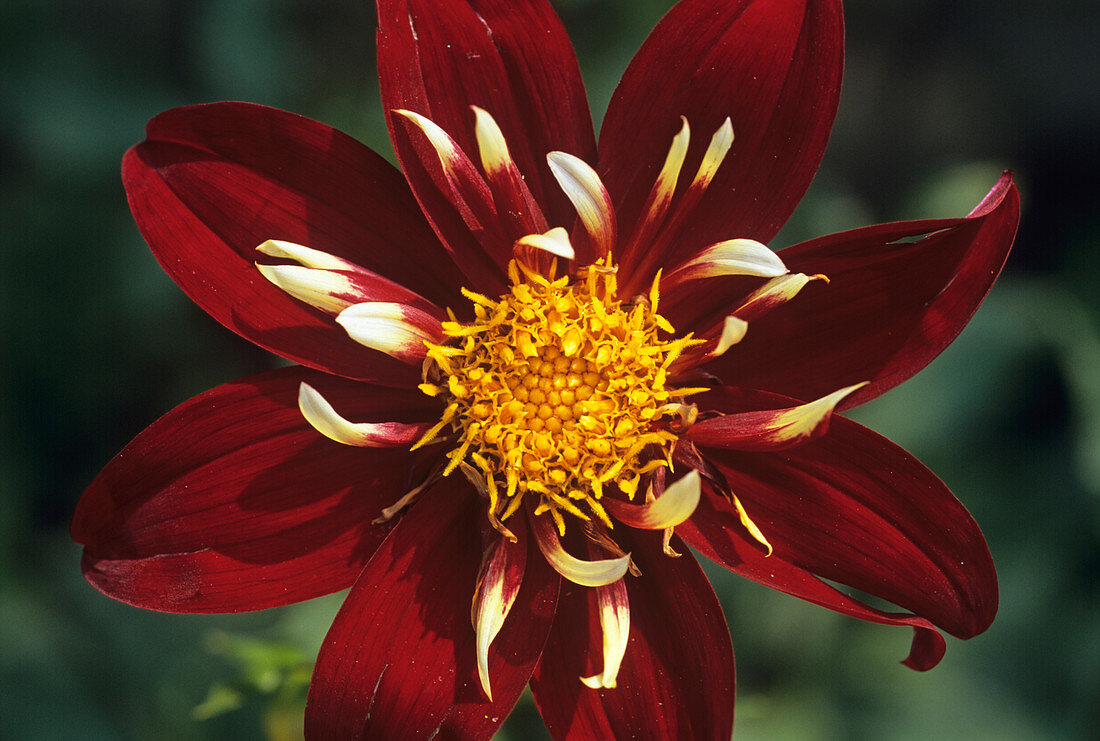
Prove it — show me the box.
[2,0,1097,738]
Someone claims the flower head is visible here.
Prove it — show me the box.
[73,0,1019,738]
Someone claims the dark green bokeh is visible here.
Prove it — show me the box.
[3,0,1097,738]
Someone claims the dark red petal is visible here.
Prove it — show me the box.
[305,479,559,740]
[377,0,597,273]
[688,386,998,646]
[707,172,1021,407]
[603,0,843,284]
[73,366,438,613]
[125,102,457,384]
[679,490,946,671]
[532,531,735,740]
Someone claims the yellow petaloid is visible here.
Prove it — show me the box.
[417,255,702,536]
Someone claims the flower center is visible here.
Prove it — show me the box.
[417,257,701,536]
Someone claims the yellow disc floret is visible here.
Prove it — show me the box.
[416,257,702,536]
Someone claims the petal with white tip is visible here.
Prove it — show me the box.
[530,510,630,587]
[336,302,442,364]
[579,579,630,689]
[604,470,701,530]
[471,533,526,701]
[689,383,868,452]
[547,151,616,259]
[298,382,430,447]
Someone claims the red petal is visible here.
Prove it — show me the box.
[679,489,947,670]
[532,531,734,740]
[687,386,998,646]
[305,479,559,740]
[378,0,597,269]
[125,102,456,384]
[73,367,438,613]
[707,172,1020,407]
[602,0,843,284]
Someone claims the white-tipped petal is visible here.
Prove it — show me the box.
[298,382,426,447]
[670,238,788,281]
[546,151,616,257]
[472,536,525,701]
[256,239,358,271]
[257,263,357,315]
[761,383,867,444]
[690,383,868,452]
[604,470,701,530]
[653,117,691,206]
[691,117,734,189]
[713,315,749,357]
[515,227,576,260]
[472,106,512,177]
[579,579,630,689]
[336,302,438,364]
[734,272,829,322]
[393,109,463,171]
[530,511,631,587]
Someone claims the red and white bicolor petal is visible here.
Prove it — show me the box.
[579,578,630,690]
[393,109,502,240]
[336,301,443,364]
[664,238,787,286]
[547,151,616,261]
[471,532,527,701]
[472,106,548,238]
[256,239,440,317]
[530,509,631,587]
[604,470,701,530]
[298,382,431,447]
[622,116,690,258]
[732,272,829,323]
[689,383,867,452]
[515,227,576,261]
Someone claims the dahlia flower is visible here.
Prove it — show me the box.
[73,0,1020,738]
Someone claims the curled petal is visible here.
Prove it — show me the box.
[547,151,616,260]
[336,302,442,364]
[298,382,430,447]
[689,383,867,451]
[473,532,527,701]
[734,272,826,322]
[256,263,359,315]
[515,227,576,260]
[256,239,443,317]
[530,510,630,587]
[579,579,630,689]
[665,238,787,285]
[604,470,701,530]
[712,315,749,356]
[256,239,362,270]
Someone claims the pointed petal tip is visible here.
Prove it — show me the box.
[530,512,631,587]
[606,470,701,530]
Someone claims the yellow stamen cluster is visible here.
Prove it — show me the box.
[416,258,702,536]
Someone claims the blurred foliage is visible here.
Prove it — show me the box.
[2,0,1097,739]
